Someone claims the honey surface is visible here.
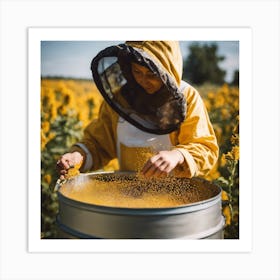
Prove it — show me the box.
[60,175,217,208]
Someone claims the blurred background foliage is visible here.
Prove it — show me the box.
[41,43,239,239]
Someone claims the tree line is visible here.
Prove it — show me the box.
[182,43,239,86]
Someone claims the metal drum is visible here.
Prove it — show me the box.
[56,172,224,239]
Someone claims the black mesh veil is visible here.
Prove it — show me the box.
[90,43,186,135]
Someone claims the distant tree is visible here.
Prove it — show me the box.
[231,70,239,86]
[183,43,226,85]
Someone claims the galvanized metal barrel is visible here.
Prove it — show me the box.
[56,172,224,239]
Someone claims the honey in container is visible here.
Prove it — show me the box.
[59,174,216,209]
[119,143,154,172]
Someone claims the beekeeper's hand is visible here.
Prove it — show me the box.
[56,152,83,179]
[141,150,184,178]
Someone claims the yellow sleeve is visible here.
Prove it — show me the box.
[70,100,118,172]
[171,86,219,178]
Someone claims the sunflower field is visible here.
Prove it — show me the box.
[41,78,239,239]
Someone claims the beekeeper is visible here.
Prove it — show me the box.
[57,41,219,178]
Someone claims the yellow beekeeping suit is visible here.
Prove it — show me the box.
[71,41,219,178]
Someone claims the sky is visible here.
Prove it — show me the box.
[41,41,239,83]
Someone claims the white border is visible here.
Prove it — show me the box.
[28,27,252,253]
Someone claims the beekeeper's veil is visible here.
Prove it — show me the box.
[90,41,186,135]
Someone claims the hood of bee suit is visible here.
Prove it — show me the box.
[126,41,183,87]
[90,41,186,135]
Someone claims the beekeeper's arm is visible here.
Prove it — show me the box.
[70,101,118,172]
[171,87,219,178]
